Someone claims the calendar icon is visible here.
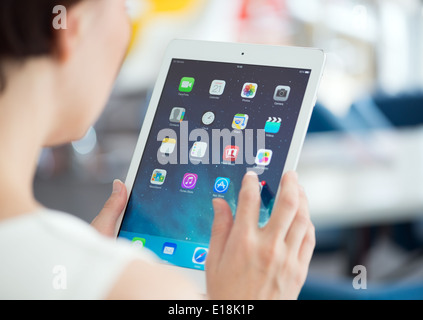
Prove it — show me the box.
[209,80,226,95]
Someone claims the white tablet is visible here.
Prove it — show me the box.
[115,39,325,292]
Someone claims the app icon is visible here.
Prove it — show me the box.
[192,247,208,264]
[274,85,291,102]
[255,149,273,166]
[131,237,146,248]
[179,77,195,92]
[169,107,185,123]
[213,177,230,194]
[190,141,208,158]
[182,173,198,189]
[264,117,282,134]
[232,114,249,130]
[209,80,226,95]
[160,138,176,154]
[223,145,240,162]
[241,83,258,98]
[150,169,167,185]
[162,242,177,255]
[202,111,215,126]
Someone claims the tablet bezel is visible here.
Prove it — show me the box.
[115,39,325,293]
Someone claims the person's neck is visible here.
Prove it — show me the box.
[0,60,55,220]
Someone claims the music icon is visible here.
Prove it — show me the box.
[181,173,198,190]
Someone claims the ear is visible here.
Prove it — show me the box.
[52,4,84,63]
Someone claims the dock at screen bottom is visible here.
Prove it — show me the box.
[119,231,209,270]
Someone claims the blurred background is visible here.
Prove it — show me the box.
[34,0,423,299]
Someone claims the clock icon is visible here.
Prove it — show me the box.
[202,111,215,125]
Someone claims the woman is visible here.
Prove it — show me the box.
[0,0,315,299]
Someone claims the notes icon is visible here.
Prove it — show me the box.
[160,138,176,154]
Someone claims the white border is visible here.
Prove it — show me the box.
[115,39,326,293]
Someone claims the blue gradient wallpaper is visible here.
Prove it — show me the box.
[118,59,311,270]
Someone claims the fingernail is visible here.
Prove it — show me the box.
[289,171,298,181]
[212,198,227,216]
[245,170,258,180]
[113,179,122,194]
[212,198,222,215]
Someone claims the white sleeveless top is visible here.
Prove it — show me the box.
[0,209,156,300]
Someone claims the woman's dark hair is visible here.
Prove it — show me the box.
[0,0,83,92]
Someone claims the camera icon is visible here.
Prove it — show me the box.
[273,85,291,102]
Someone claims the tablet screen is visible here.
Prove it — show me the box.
[118,58,311,270]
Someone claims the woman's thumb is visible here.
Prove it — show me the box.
[91,179,127,237]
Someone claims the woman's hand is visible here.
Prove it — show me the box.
[91,173,315,300]
[91,179,127,237]
[206,171,315,300]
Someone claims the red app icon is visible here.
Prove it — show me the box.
[223,145,240,162]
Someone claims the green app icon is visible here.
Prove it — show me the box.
[179,77,195,92]
[131,237,146,248]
